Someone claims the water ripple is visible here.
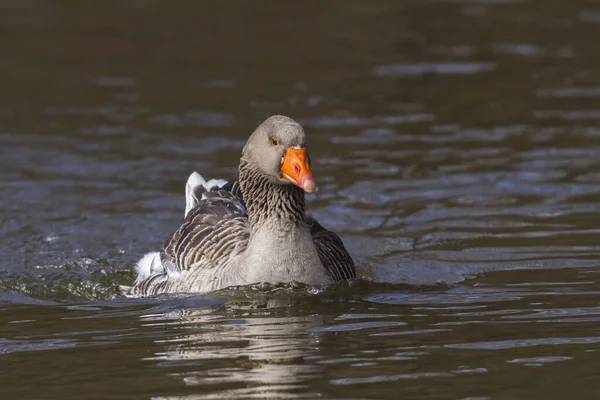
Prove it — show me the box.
[372,62,496,76]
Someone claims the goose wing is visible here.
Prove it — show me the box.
[307,216,356,282]
[162,189,249,272]
[127,174,249,296]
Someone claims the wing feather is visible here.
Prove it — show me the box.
[164,189,249,272]
[307,216,356,281]
[128,189,249,296]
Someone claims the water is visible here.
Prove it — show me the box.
[2,0,600,398]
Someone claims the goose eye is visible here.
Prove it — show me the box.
[270,138,278,146]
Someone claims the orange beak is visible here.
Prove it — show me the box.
[280,147,316,193]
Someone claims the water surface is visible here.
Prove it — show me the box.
[3,1,600,399]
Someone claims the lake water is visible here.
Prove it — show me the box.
[3,1,600,399]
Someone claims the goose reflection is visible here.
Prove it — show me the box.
[140,298,324,397]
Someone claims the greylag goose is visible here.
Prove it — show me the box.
[124,115,355,296]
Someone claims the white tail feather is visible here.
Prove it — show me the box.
[134,251,161,282]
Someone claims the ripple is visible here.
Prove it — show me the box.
[0,337,115,354]
[372,62,496,76]
[507,356,573,364]
[307,321,406,333]
[335,313,401,320]
[492,43,572,58]
[331,367,487,386]
[371,328,453,337]
[534,110,600,120]
[300,113,435,128]
[89,76,135,87]
[149,111,235,127]
[537,87,600,98]
[446,336,600,350]
[579,10,600,23]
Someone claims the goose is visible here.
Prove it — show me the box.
[123,115,355,296]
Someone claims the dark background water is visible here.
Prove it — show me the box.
[3,1,600,398]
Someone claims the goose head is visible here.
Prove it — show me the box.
[242,115,316,193]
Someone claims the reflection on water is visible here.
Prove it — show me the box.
[144,300,322,398]
[2,273,600,398]
[3,0,600,399]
